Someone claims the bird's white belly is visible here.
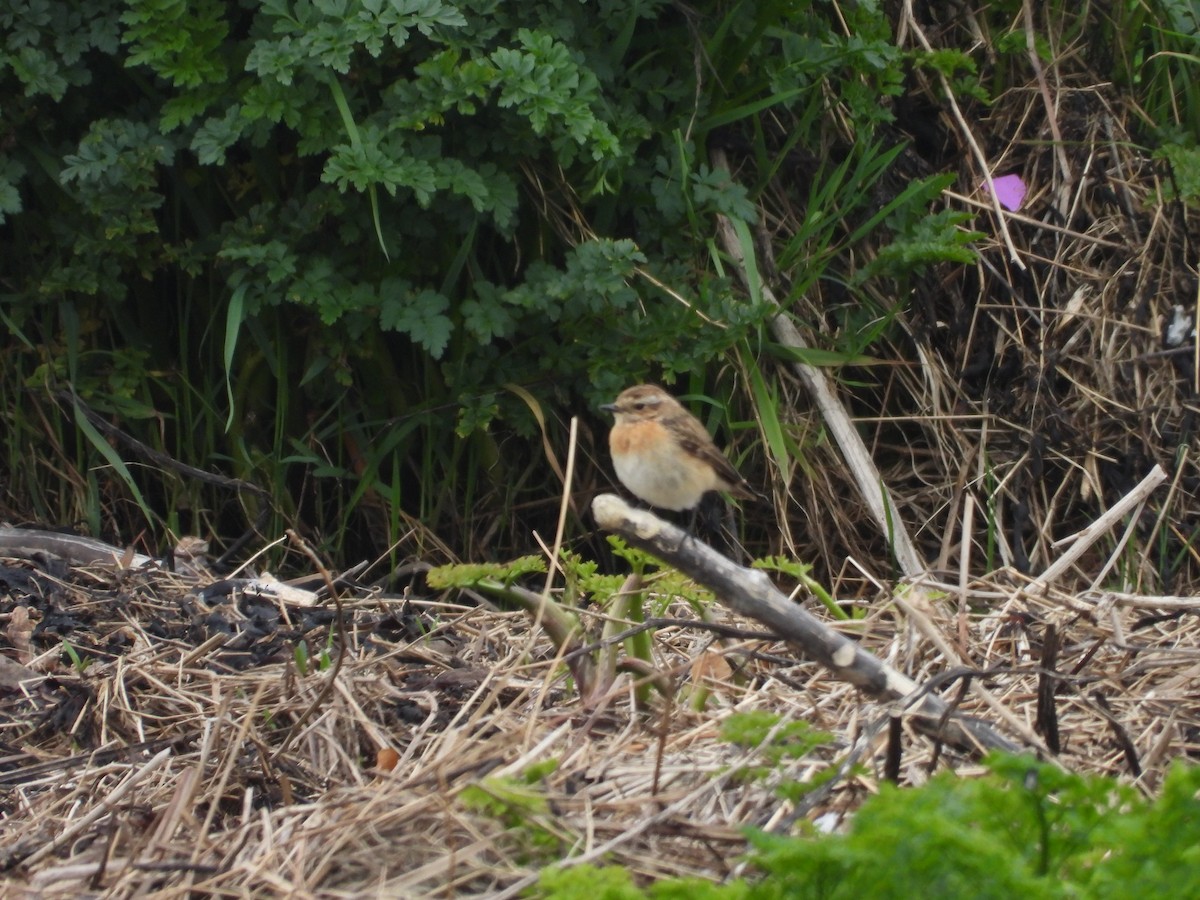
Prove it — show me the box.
[612,451,713,511]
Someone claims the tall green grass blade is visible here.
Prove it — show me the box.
[845,166,951,247]
[728,216,763,306]
[698,89,806,131]
[327,75,389,260]
[223,282,246,432]
[763,342,882,367]
[0,305,33,348]
[71,394,153,526]
[506,383,564,484]
[60,300,81,382]
[745,356,791,485]
[344,418,424,512]
[880,478,897,574]
[440,219,476,296]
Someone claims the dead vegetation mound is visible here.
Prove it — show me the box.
[1,524,1197,895]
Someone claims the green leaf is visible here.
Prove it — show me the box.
[426,556,548,589]
[0,156,27,224]
[72,395,153,520]
[1156,141,1200,203]
[379,285,453,358]
[9,45,69,99]
[191,105,245,165]
[462,292,515,343]
[325,74,389,259]
[121,0,229,88]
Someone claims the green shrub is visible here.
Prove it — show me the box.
[535,753,1200,899]
[0,0,979,556]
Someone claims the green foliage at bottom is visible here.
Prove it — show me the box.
[533,753,1200,899]
[462,764,564,864]
[537,868,738,900]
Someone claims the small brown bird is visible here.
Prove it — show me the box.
[601,384,755,511]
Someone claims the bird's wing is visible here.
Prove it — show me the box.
[674,421,755,499]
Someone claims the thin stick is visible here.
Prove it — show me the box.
[1032,465,1167,594]
[940,191,1126,249]
[1023,0,1072,185]
[542,416,579,598]
[227,533,288,579]
[268,530,349,763]
[958,494,975,652]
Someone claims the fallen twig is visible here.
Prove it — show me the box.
[592,493,1017,754]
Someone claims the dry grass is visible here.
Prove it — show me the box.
[737,5,1200,831]
[768,23,1200,598]
[4,9,1200,899]
[2,541,1199,896]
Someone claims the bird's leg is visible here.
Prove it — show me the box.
[695,493,747,563]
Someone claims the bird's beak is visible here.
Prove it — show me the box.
[600,402,618,413]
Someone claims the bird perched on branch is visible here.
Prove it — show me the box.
[601,384,755,512]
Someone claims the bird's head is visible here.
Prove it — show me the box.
[601,384,676,423]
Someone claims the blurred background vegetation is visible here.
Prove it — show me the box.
[2,0,1198,585]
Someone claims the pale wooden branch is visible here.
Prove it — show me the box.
[0,526,155,568]
[1030,464,1167,594]
[593,493,1017,753]
[1078,591,1200,611]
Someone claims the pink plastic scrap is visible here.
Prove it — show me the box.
[985,173,1027,212]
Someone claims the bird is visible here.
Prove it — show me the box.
[601,384,755,512]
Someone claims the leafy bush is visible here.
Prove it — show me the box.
[0,0,980,556]
[535,753,1200,899]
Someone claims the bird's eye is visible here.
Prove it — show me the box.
[633,402,645,411]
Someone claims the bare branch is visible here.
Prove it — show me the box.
[592,493,1018,753]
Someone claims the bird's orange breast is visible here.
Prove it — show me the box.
[610,419,670,455]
